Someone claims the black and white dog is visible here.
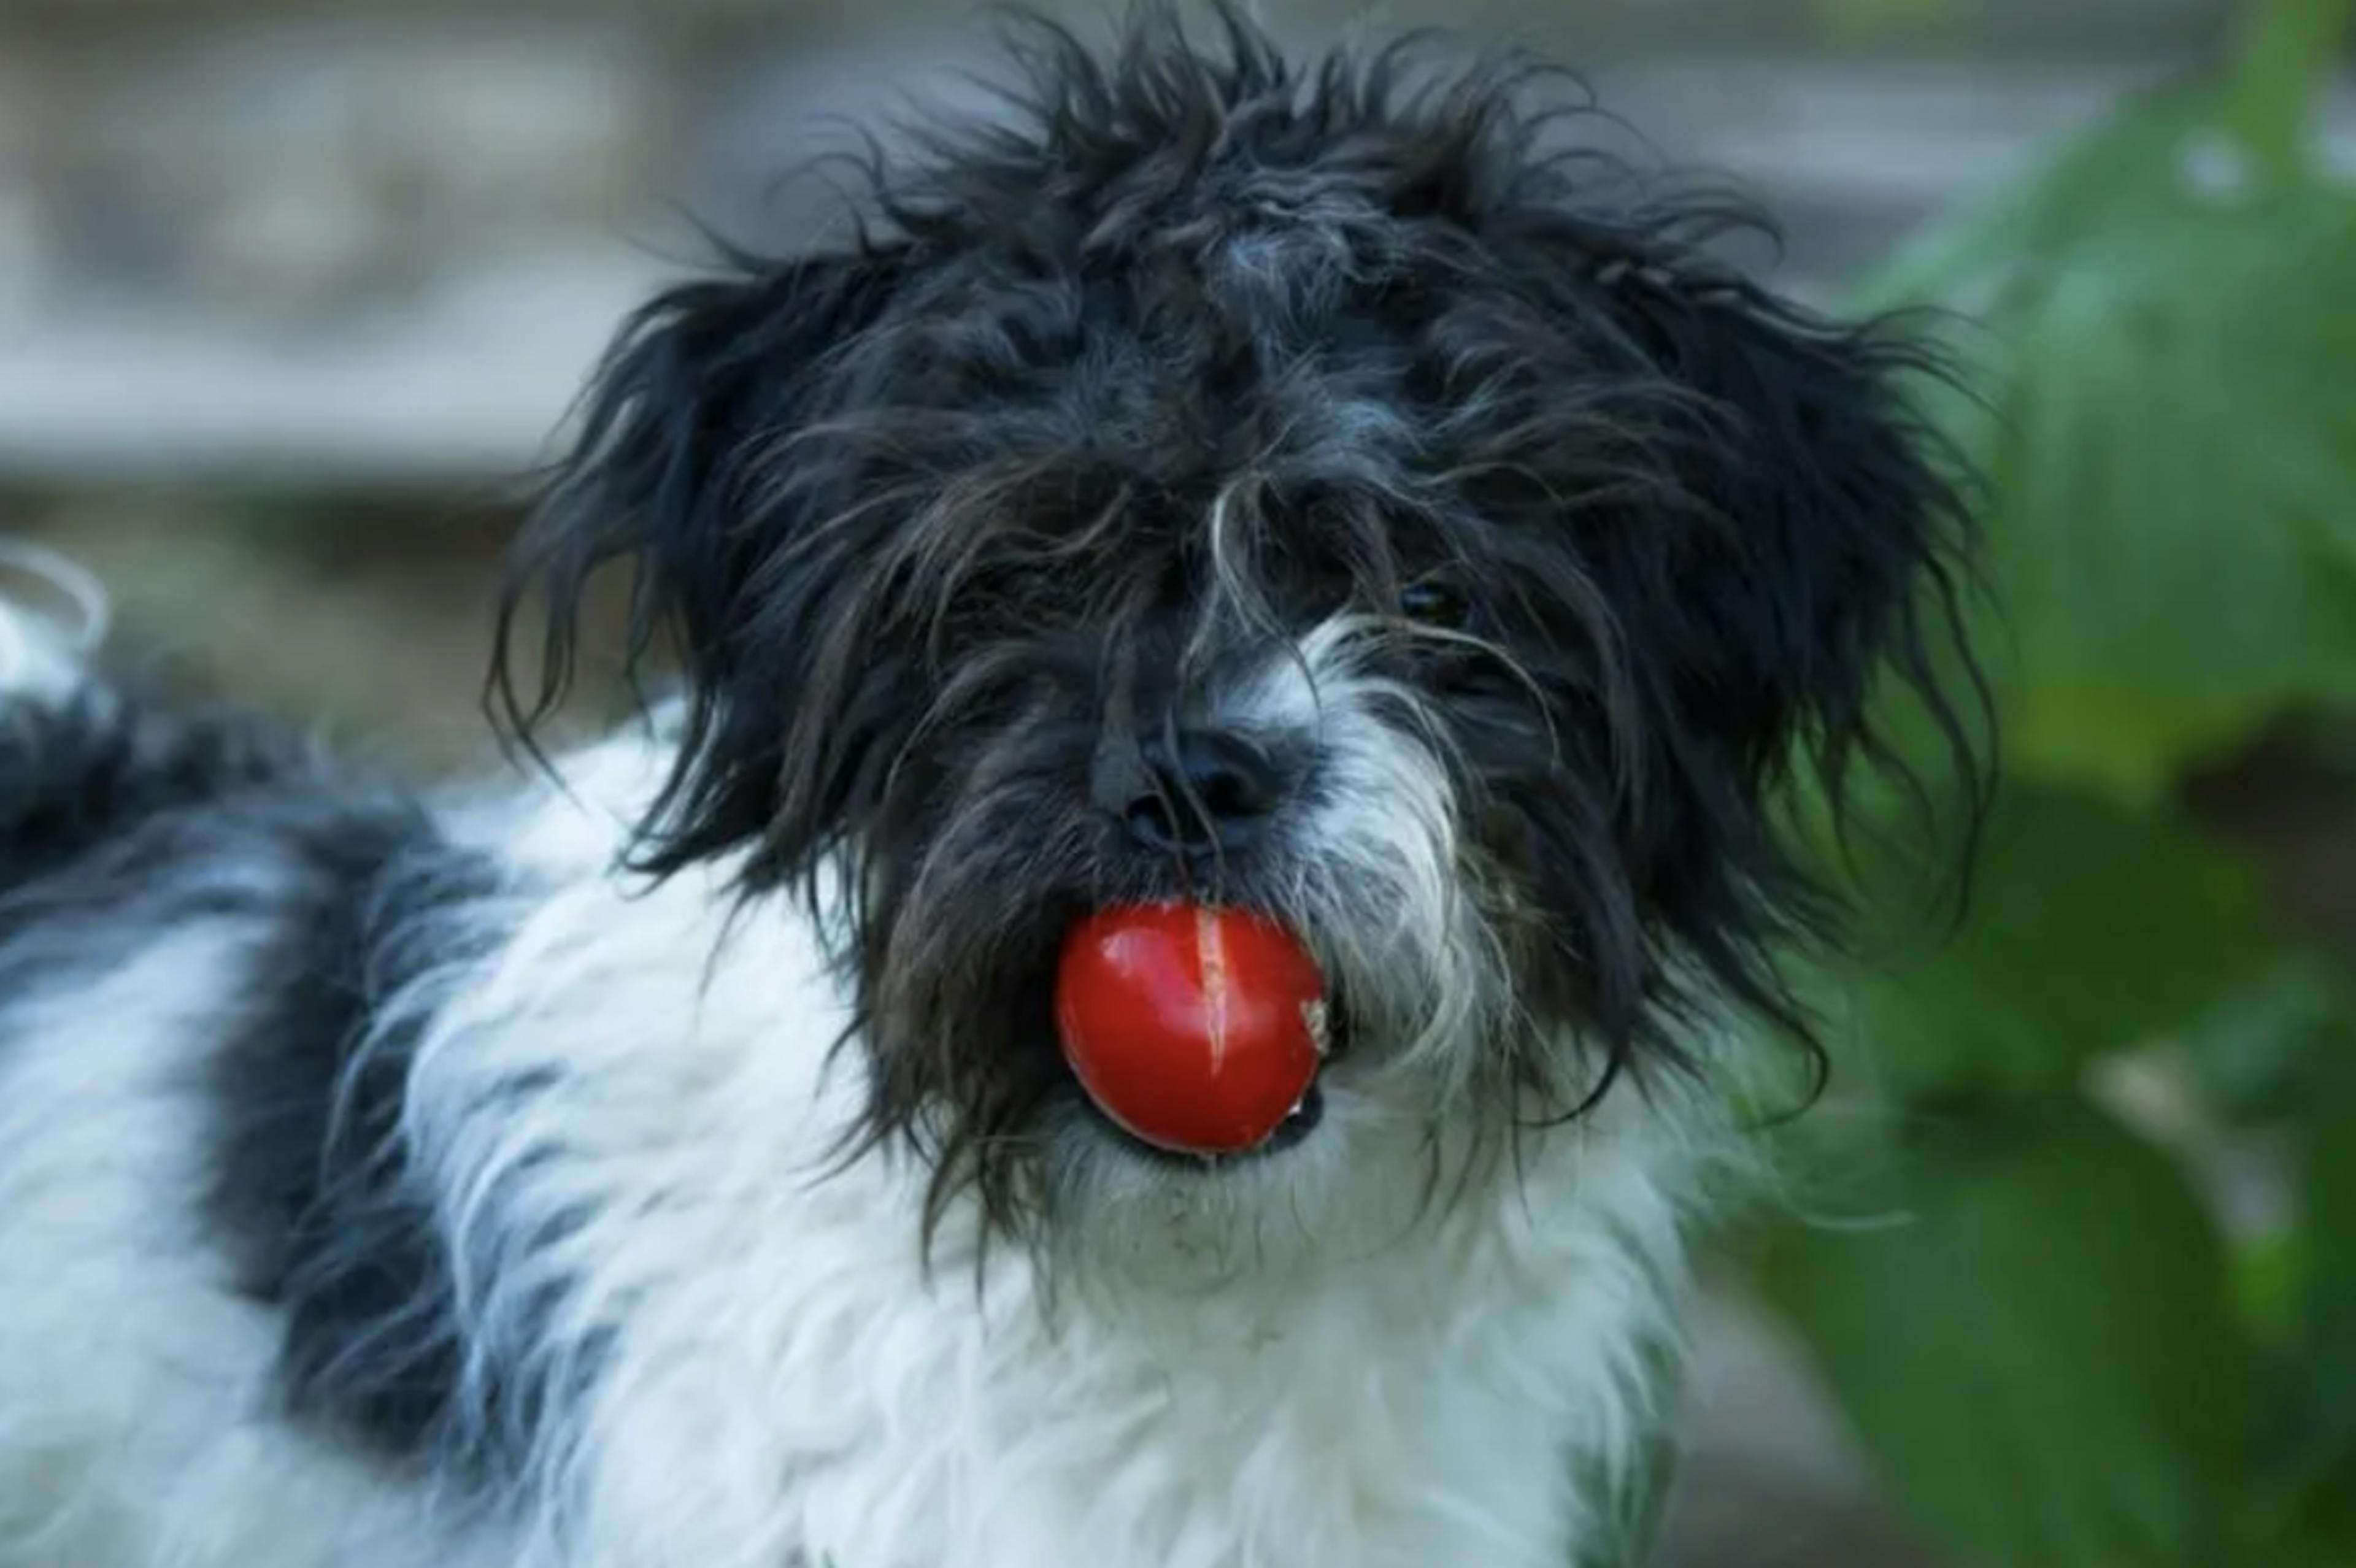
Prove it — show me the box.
[0,12,1979,1567]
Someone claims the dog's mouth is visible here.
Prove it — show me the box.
[1033,896,1361,1169]
[1077,1078,1323,1166]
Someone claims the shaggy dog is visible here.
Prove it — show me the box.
[0,12,1979,1567]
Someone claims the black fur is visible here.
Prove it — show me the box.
[0,693,309,927]
[498,6,1987,1236]
[210,801,512,1472]
[0,690,524,1477]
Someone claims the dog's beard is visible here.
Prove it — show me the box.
[831,614,1595,1269]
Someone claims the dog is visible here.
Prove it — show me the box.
[0,11,1981,1567]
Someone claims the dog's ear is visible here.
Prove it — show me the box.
[1544,263,1989,1050]
[1591,269,1984,797]
[493,245,909,878]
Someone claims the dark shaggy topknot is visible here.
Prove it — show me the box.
[493,2,1988,1232]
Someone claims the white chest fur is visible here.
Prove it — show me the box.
[414,747,1698,1568]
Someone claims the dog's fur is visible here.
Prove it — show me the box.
[0,13,1980,1567]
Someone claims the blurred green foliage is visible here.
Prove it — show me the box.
[1739,1,2356,1563]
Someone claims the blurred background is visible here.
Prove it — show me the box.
[1,1,2349,1565]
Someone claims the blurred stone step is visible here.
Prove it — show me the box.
[0,252,663,488]
[1655,1283,1947,1568]
[0,0,2246,59]
[2,41,2347,492]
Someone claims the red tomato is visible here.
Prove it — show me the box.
[1055,904,1328,1155]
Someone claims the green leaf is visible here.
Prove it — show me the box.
[1857,95,2356,798]
[2287,1078,2356,1459]
[1848,94,2216,318]
[1985,190,2356,715]
[1760,1103,2249,1568]
[2252,1088,2356,1564]
[2184,957,2356,1123]
[2303,1091,2356,1331]
[2001,674,2265,809]
[2217,0,2356,182]
[1834,782,2267,1101]
[2268,1489,2356,1568]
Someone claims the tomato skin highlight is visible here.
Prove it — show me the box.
[1055,904,1327,1155]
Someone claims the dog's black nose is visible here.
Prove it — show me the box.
[1121,728,1285,855]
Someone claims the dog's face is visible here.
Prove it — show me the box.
[501,17,1979,1252]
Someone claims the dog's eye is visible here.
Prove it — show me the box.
[1397,578,1472,630]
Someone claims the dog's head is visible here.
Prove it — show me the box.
[498,9,1983,1257]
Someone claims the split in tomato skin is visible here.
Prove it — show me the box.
[1054,904,1330,1156]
